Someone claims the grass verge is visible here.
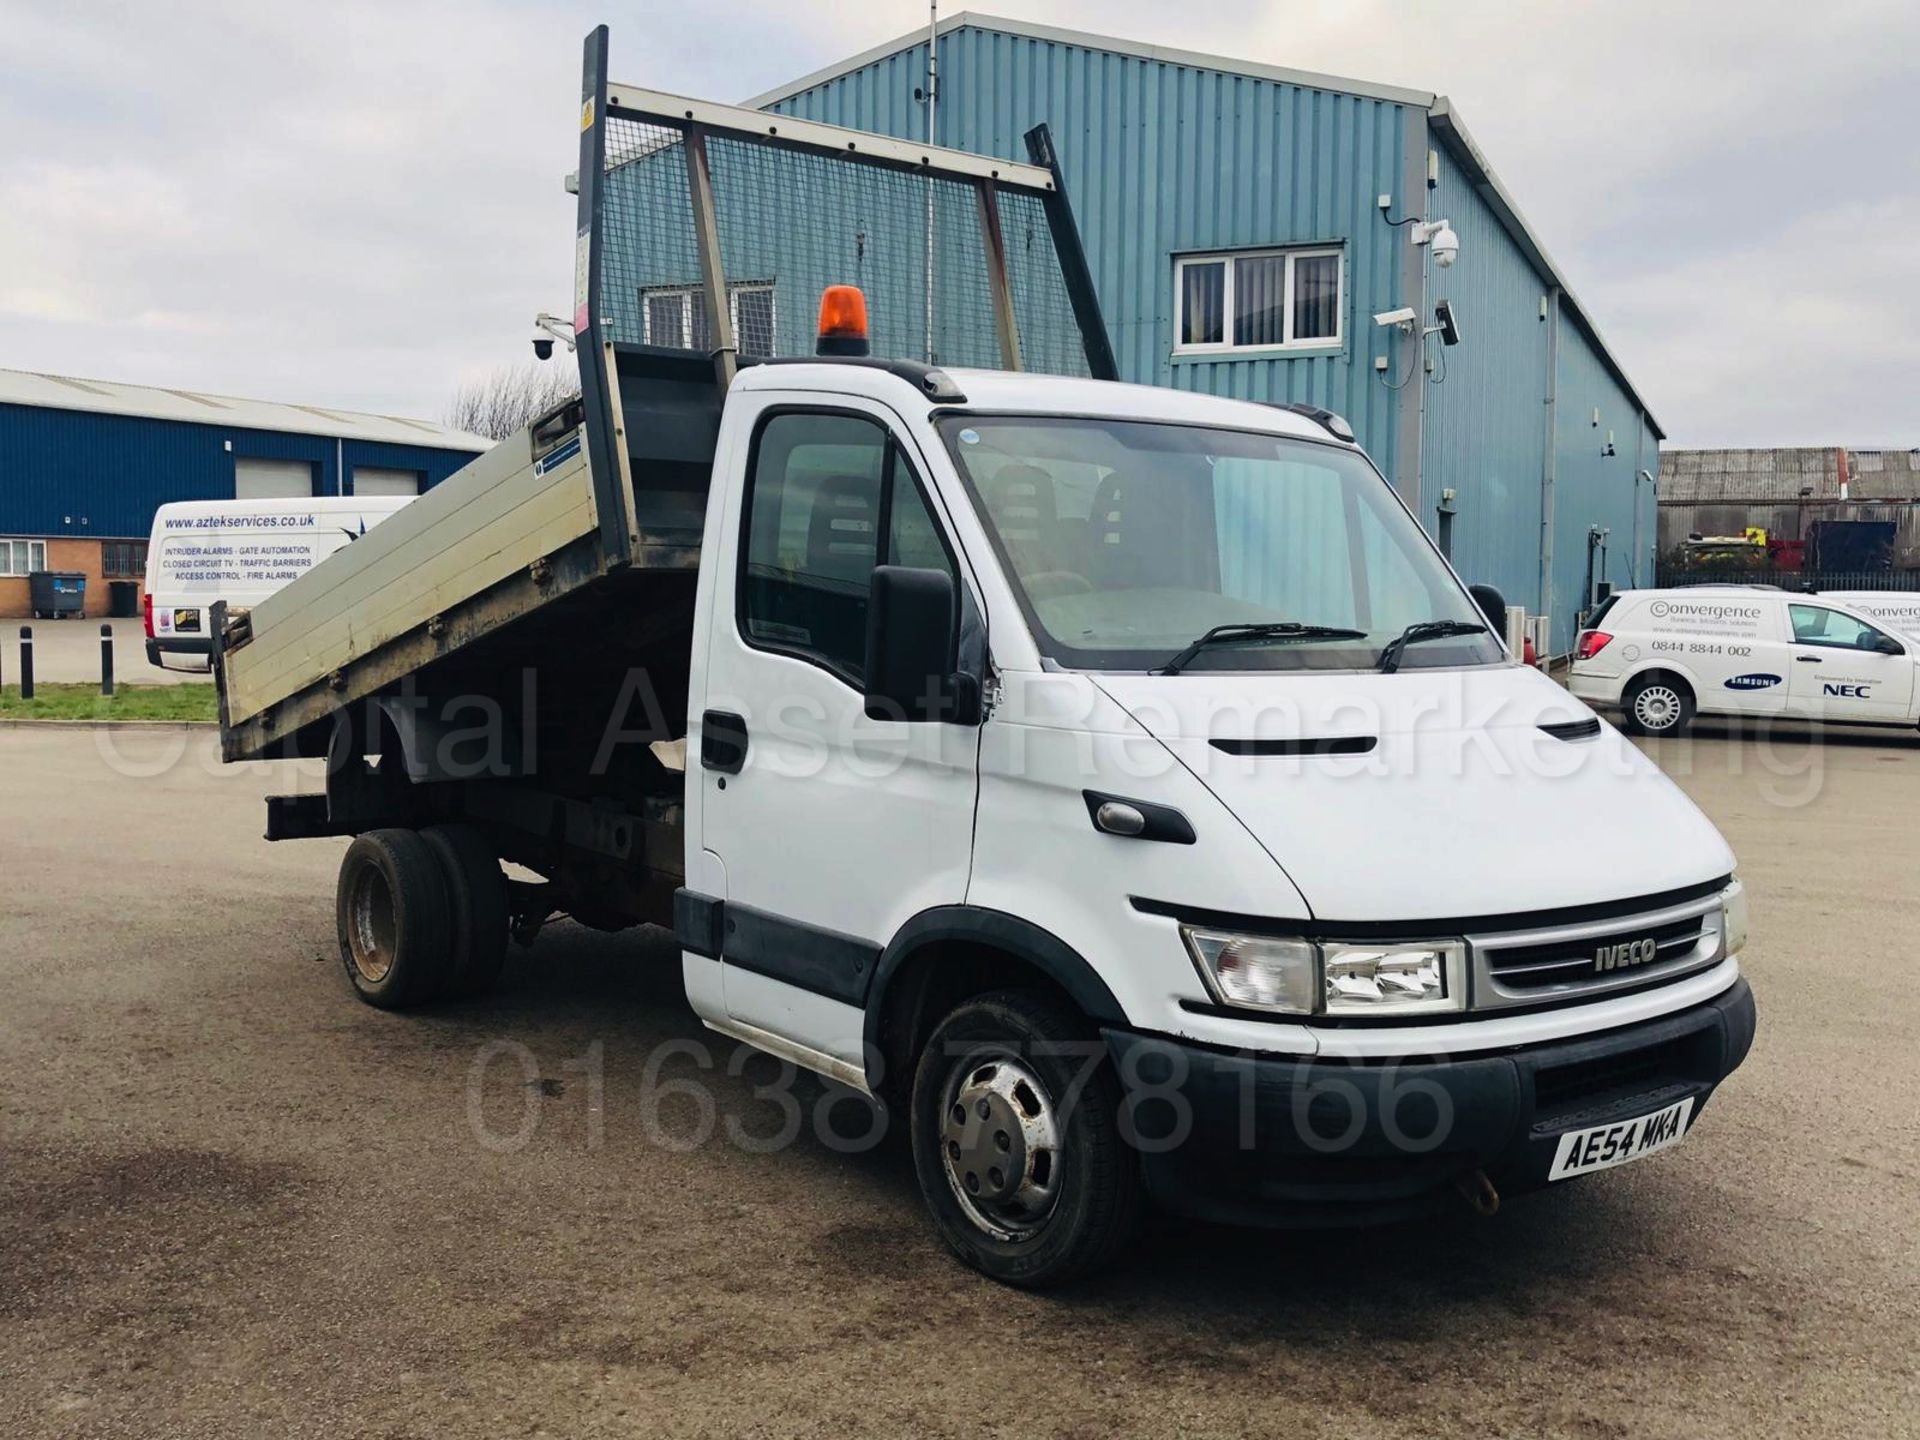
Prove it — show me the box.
[0,683,219,723]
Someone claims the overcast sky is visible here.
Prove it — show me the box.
[2,0,1914,447]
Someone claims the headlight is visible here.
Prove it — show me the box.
[1722,878,1748,958]
[1183,929,1466,1017]
[1321,942,1465,1016]
[1181,929,1317,1013]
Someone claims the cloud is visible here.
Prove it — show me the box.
[0,0,1913,446]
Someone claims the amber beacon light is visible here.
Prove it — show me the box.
[815,285,871,357]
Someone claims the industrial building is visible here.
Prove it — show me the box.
[750,13,1663,651]
[1657,447,1920,587]
[0,369,489,619]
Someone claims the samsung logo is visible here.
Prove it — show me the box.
[1724,673,1782,691]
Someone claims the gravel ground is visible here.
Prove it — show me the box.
[1,720,1916,1438]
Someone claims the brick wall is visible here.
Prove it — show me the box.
[0,538,139,619]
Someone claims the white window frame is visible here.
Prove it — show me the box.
[0,539,48,577]
[1172,245,1345,356]
[641,282,778,356]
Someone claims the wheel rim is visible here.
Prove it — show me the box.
[938,1054,1062,1242]
[1633,685,1682,731]
[346,862,399,984]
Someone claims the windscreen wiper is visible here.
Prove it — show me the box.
[1156,622,1369,676]
[1377,619,1489,673]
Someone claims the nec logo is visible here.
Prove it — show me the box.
[1595,938,1658,972]
[1823,682,1871,699]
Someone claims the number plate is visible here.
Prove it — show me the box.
[1547,1097,1694,1181]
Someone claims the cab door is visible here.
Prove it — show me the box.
[1784,603,1915,722]
[696,396,979,1070]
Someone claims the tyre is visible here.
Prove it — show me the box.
[335,829,454,1008]
[421,824,510,999]
[1621,675,1696,736]
[909,989,1141,1288]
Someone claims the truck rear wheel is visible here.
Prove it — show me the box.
[335,829,454,1008]
[421,824,510,999]
[909,989,1141,1288]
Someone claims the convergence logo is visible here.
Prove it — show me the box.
[1648,599,1764,622]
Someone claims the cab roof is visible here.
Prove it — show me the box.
[733,360,1345,444]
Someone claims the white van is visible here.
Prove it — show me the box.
[1569,587,1920,735]
[1822,591,1920,644]
[145,497,413,671]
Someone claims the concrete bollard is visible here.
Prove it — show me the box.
[100,622,115,697]
[19,624,33,701]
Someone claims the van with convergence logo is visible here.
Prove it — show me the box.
[1570,587,1920,736]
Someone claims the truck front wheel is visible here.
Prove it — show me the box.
[335,829,454,1008]
[909,989,1141,1288]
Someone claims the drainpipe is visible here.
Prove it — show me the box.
[1539,287,1561,649]
[336,437,346,496]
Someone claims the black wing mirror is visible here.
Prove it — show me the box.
[865,565,966,723]
[1873,635,1905,656]
[1468,583,1508,632]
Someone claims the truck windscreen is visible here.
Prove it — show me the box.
[938,415,1503,674]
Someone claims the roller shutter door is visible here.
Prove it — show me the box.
[234,457,315,500]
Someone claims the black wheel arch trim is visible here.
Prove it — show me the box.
[863,905,1129,1086]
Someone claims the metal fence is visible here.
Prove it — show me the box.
[1652,567,1920,593]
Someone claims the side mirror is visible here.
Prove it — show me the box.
[864,565,959,722]
[1467,583,1508,631]
[1873,635,1905,656]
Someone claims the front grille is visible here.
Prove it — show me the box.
[1534,1033,1697,1114]
[1469,892,1725,1012]
[1489,916,1708,991]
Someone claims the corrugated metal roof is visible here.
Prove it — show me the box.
[0,368,491,451]
[1659,448,1841,503]
[743,10,1661,438]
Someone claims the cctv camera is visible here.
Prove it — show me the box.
[1430,221,1460,268]
[1373,307,1418,328]
[532,336,555,361]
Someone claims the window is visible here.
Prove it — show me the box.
[642,282,777,358]
[102,541,147,579]
[1174,247,1344,354]
[1790,605,1897,652]
[740,411,957,683]
[0,539,47,577]
[939,415,1498,674]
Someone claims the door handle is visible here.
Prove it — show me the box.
[701,709,749,774]
[1795,655,1823,664]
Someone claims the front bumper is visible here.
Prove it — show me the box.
[1104,977,1755,1228]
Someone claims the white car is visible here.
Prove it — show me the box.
[145,496,412,671]
[1569,587,1919,736]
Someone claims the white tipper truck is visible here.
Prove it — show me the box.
[215,29,1755,1287]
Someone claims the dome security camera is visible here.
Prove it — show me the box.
[1429,221,1460,268]
[532,336,555,361]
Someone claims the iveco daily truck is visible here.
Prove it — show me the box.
[214,30,1755,1286]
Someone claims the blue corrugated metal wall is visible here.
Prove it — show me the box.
[0,403,480,539]
[1548,319,1658,651]
[769,27,1415,479]
[1420,140,1549,615]
[767,21,1661,653]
